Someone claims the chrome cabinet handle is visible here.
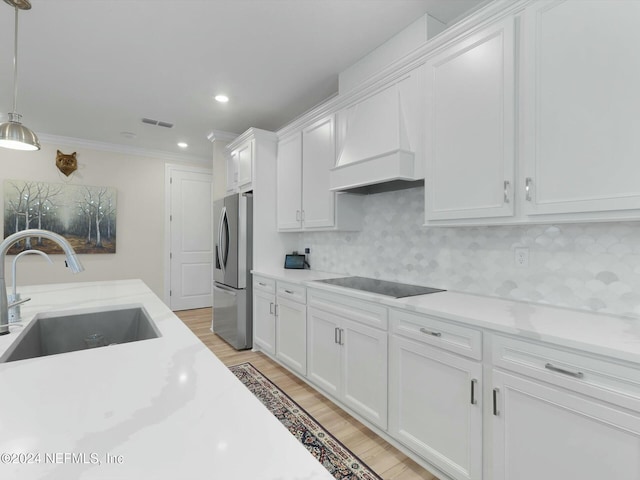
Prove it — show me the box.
[258,282,267,287]
[284,289,294,294]
[334,327,339,344]
[504,180,510,203]
[339,328,344,345]
[545,363,584,379]
[419,327,442,337]
[301,210,305,222]
[269,302,274,315]
[274,304,279,317]
[493,388,500,416]
[471,379,478,405]
[525,177,533,201]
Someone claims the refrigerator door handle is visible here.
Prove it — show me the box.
[218,206,228,275]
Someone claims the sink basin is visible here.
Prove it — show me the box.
[0,305,161,363]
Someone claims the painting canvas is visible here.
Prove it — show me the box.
[3,179,117,254]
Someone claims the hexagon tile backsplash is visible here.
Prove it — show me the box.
[300,186,640,318]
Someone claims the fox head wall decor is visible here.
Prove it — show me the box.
[55,150,78,176]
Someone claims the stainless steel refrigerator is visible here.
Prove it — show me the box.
[213,192,252,350]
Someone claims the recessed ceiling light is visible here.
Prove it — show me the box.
[177,142,188,148]
[214,94,229,103]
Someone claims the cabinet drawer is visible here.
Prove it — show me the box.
[492,334,640,412]
[307,288,387,330]
[253,276,275,294]
[277,281,306,304]
[390,309,482,361]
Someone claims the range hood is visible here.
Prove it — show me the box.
[330,68,425,194]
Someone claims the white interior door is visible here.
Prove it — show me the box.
[167,165,213,310]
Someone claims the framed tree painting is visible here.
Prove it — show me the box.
[3,179,117,254]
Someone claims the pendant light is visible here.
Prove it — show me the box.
[0,0,40,151]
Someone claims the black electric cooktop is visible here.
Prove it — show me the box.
[314,276,445,298]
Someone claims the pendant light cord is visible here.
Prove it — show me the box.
[12,4,18,114]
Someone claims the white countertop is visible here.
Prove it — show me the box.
[0,279,333,480]
[253,269,640,365]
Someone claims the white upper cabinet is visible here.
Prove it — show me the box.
[235,140,254,192]
[276,132,303,230]
[301,116,335,229]
[424,17,515,222]
[276,115,362,232]
[522,0,640,217]
[226,150,238,193]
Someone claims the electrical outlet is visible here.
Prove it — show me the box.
[514,247,529,268]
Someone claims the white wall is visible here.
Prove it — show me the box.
[0,139,209,300]
[300,186,640,318]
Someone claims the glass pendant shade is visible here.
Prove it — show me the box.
[0,113,40,151]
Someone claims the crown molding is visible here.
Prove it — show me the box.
[226,127,277,151]
[36,133,210,165]
[207,129,238,144]
[276,0,532,139]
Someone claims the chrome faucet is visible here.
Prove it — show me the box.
[8,249,53,322]
[0,229,84,335]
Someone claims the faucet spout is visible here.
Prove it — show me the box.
[0,229,84,335]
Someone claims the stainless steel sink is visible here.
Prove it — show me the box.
[0,305,161,363]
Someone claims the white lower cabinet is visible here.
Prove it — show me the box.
[389,336,482,480]
[492,370,640,480]
[253,276,307,375]
[275,283,307,375]
[307,297,388,430]
[491,333,640,480]
[389,308,483,480]
[254,276,640,480]
[253,277,276,355]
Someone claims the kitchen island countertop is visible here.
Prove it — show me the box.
[0,279,333,480]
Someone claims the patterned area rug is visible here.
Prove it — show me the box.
[230,362,382,480]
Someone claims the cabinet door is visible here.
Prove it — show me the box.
[425,17,515,221]
[276,133,303,230]
[275,297,306,375]
[302,116,335,229]
[341,319,388,430]
[253,289,276,355]
[522,1,640,215]
[236,140,253,189]
[226,151,238,193]
[492,370,640,480]
[389,336,482,480]
[307,306,341,398]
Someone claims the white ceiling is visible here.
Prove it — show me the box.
[0,0,485,161]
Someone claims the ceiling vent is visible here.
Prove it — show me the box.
[141,117,174,128]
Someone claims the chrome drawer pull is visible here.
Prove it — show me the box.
[493,388,499,416]
[258,282,267,287]
[284,289,294,294]
[504,180,510,203]
[419,327,442,337]
[545,363,584,379]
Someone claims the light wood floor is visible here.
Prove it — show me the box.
[175,307,438,480]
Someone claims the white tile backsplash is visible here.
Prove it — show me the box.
[300,186,640,318]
